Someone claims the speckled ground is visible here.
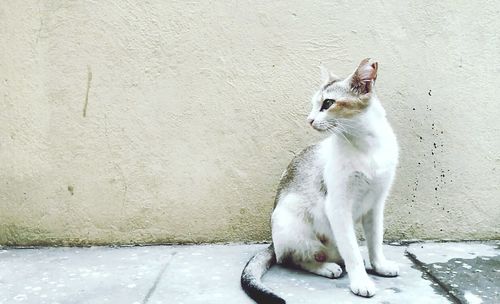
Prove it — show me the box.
[0,242,498,304]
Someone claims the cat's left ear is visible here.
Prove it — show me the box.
[350,58,378,94]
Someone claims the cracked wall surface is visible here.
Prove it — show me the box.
[0,1,499,245]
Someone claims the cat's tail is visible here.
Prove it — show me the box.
[241,244,285,304]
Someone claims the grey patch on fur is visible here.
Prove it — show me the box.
[274,145,317,207]
[322,79,340,91]
[323,78,358,98]
[387,287,402,293]
[354,171,370,181]
[273,144,324,208]
[351,171,371,187]
[319,178,328,196]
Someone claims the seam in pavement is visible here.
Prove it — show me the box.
[143,251,177,304]
[405,250,462,304]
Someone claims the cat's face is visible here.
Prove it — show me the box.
[307,59,378,132]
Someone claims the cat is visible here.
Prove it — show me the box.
[241,59,400,304]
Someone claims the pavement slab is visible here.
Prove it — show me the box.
[147,244,256,304]
[407,242,500,304]
[0,242,497,304]
[0,246,176,304]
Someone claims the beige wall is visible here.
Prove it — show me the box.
[1,1,499,245]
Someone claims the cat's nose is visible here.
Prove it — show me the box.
[308,118,314,126]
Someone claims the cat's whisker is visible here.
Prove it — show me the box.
[334,124,352,136]
[335,120,358,131]
[328,125,354,147]
[336,120,363,137]
[336,129,354,147]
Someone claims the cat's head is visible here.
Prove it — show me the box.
[307,58,378,132]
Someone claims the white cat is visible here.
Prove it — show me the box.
[241,59,400,304]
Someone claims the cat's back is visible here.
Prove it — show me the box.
[273,142,325,207]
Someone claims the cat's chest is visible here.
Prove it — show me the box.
[339,153,391,181]
[324,150,394,196]
[321,137,397,191]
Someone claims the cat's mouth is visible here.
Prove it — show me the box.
[312,124,337,133]
[312,123,336,132]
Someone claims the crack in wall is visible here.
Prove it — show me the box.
[83,66,92,117]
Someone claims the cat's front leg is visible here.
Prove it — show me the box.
[326,195,376,297]
[362,192,399,277]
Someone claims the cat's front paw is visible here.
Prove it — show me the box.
[372,260,399,277]
[323,262,343,279]
[349,276,376,298]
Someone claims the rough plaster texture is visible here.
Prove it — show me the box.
[0,1,499,245]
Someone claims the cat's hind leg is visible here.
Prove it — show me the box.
[293,246,343,278]
[294,260,343,279]
[271,193,343,279]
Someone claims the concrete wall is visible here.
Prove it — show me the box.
[1,1,499,245]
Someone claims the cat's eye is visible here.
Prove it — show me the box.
[320,99,336,111]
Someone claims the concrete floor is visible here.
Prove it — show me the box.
[0,242,498,304]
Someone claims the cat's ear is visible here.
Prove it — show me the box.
[319,65,340,85]
[350,58,378,94]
